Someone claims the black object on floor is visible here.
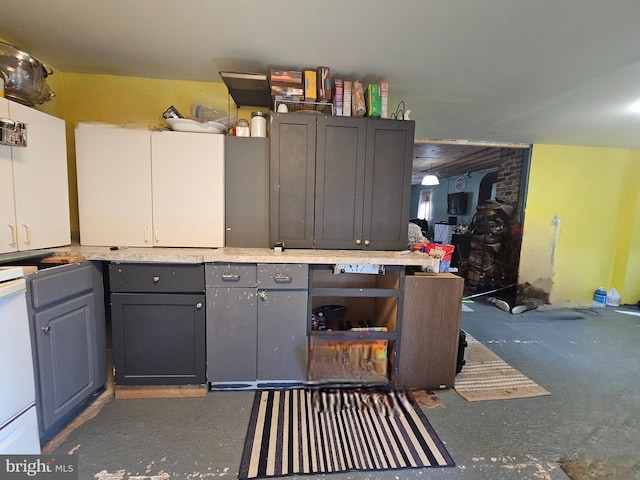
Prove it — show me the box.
[456,329,468,374]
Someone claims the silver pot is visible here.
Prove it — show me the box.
[0,41,55,106]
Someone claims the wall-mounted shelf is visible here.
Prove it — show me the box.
[219,71,271,108]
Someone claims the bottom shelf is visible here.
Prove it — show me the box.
[308,337,394,384]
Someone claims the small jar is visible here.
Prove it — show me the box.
[236,119,250,137]
[251,111,267,138]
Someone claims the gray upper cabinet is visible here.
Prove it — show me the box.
[271,113,415,250]
[362,118,415,250]
[269,114,317,248]
[225,137,270,248]
[314,116,367,249]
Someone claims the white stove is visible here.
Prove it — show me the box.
[0,264,40,454]
[0,266,25,283]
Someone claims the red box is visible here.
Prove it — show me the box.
[426,243,455,273]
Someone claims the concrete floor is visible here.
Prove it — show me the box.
[47,300,640,480]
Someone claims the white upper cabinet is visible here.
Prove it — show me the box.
[0,99,70,253]
[150,131,224,248]
[75,123,225,247]
[76,124,153,247]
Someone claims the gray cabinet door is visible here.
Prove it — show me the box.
[206,286,257,382]
[257,289,308,381]
[225,137,269,248]
[314,116,367,249]
[33,292,96,433]
[269,113,316,248]
[256,263,308,382]
[111,293,206,385]
[26,261,105,440]
[363,119,415,250]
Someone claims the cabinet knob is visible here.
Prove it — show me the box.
[41,325,51,333]
[258,290,267,300]
[153,276,160,283]
[355,239,361,245]
[196,302,203,309]
[364,240,370,246]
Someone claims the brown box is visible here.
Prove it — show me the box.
[352,81,366,117]
[270,69,303,84]
[271,82,304,99]
[343,80,352,117]
[333,79,344,116]
[309,337,389,383]
[317,67,331,101]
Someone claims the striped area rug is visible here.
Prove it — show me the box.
[454,334,551,402]
[238,387,454,479]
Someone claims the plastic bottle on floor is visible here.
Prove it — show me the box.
[593,286,607,308]
[606,288,621,307]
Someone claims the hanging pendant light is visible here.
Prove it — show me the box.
[421,174,440,185]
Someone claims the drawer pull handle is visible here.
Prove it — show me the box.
[41,325,51,333]
[273,274,292,283]
[153,275,160,283]
[221,273,241,281]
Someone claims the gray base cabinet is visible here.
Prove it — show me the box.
[257,264,308,381]
[206,264,257,382]
[26,261,106,442]
[206,263,308,384]
[109,263,205,386]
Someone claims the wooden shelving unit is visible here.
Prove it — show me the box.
[307,264,404,384]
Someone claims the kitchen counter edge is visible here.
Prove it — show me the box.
[45,246,434,266]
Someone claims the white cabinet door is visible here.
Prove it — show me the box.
[1,102,16,253]
[76,124,152,246]
[151,131,224,247]
[10,102,70,251]
[0,99,69,253]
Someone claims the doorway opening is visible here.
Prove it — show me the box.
[411,141,531,296]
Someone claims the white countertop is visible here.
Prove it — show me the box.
[49,245,434,266]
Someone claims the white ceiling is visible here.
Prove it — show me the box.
[2,0,640,149]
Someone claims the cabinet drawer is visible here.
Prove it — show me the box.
[109,263,204,293]
[29,262,93,309]
[206,263,256,288]
[257,264,308,289]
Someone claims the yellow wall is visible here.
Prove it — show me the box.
[7,46,637,306]
[520,144,640,305]
[36,72,260,234]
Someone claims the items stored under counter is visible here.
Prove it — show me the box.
[307,264,404,384]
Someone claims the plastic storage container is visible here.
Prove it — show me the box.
[606,288,621,307]
[251,111,267,137]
